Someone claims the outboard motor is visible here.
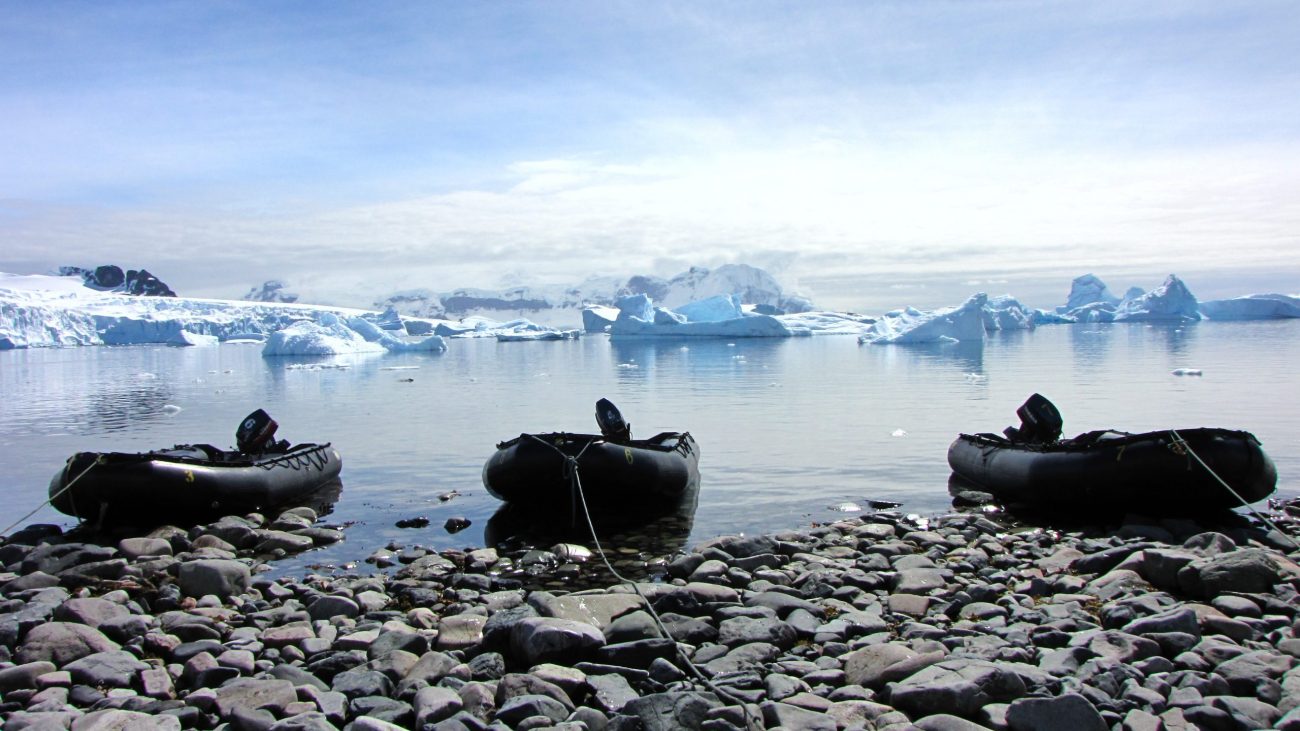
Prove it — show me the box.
[237,408,280,454]
[1003,393,1063,444]
[595,398,631,441]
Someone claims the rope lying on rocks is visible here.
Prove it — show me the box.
[525,433,764,731]
[1169,429,1300,553]
[1,454,102,537]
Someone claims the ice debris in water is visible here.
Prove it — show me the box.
[1172,368,1203,376]
[830,502,862,513]
[161,404,182,414]
[891,429,908,437]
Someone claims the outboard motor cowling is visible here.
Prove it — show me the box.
[595,398,631,441]
[237,408,279,454]
[1003,393,1063,444]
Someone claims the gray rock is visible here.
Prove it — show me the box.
[843,642,943,689]
[117,537,172,560]
[53,597,130,629]
[760,700,837,730]
[1179,548,1281,598]
[214,677,299,718]
[621,691,723,731]
[496,672,575,710]
[888,659,1027,718]
[0,660,57,692]
[1208,696,1282,729]
[510,617,605,665]
[1122,606,1200,638]
[587,673,639,714]
[1215,650,1293,695]
[177,558,250,599]
[16,622,120,665]
[414,686,464,727]
[494,694,571,726]
[267,712,340,731]
[64,649,149,688]
[915,714,996,731]
[308,595,360,621]
[436,613,487,651]
[717,616,797,650]
[1005,693,1107,731]
[71,708,182,730]
[331,666,393,699]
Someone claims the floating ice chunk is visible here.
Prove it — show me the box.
[496,329,580,342]
[860,293,988,344]
[1172,368,1203,376]
[161,404,182,414]
[830,502,862,513]
[1200,293,1300,320]
[892,429,908,437]
[263,316,386,356]
[346,315,448,353]
[1114,275,1201,322]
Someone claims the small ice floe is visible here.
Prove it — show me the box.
[964,372,986,382]
[830,502,863,513]
[380,365,420,371]
[891,429,908,437]
[679,346,689,352]
[285,363,351,371]
[136,372,158,379]
[1172,368,1203,376]
[618,363,639,369]
[733,355,745,361]
[727,342,736,347]
[161,404,182,415]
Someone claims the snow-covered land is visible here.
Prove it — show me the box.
[4,268,1296,353]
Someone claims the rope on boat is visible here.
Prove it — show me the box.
[256,444,332,471]
[0,454,103,537]
[1169,430,1300,553]
[525,435,764,731]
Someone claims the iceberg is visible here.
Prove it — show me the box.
[496,329,581,342]
[981,295,1035,332]
[1061,274,1120,312]
[859,293,988,345]
[776,311,877,336]
[580,305,618,333]
[262,317,386,356]
[1113,274,1201,322]
[609,293,794,339]
[1200,293,1300,320]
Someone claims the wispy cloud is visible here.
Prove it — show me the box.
[1,1,1298,309]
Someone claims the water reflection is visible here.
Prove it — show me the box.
[859,339,986,376]
[484,479,700,561]
[1069,323,1113,369]
[609,337,788,388]
[82,375,177,433]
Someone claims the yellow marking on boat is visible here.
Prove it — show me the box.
[624,447,634,464]
[185,470,195,483]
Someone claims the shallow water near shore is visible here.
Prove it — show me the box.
[2,320,1297,572]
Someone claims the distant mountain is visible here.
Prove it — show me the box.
[243,280,299,303]
[369,264,814,320]
[57,265,176,297]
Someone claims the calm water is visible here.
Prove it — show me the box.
[2,320,1297,572]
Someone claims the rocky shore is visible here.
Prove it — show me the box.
[4,504,1300,731]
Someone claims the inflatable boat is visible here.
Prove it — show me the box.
[483,399,700,510]
[947,395,1277,515]
[49,409,343,525]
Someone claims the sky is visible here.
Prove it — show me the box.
[2,1,1298,312]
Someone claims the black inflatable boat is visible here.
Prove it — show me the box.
[483,399,700,509]
[947,394,1277,515]
[49,409,342,525]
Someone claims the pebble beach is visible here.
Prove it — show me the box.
[4,502,1300,731]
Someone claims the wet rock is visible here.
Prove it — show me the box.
[16,622,119,665]
[887,659,1027,717]
[1005,692,1107,731]
[511,617,605,665]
